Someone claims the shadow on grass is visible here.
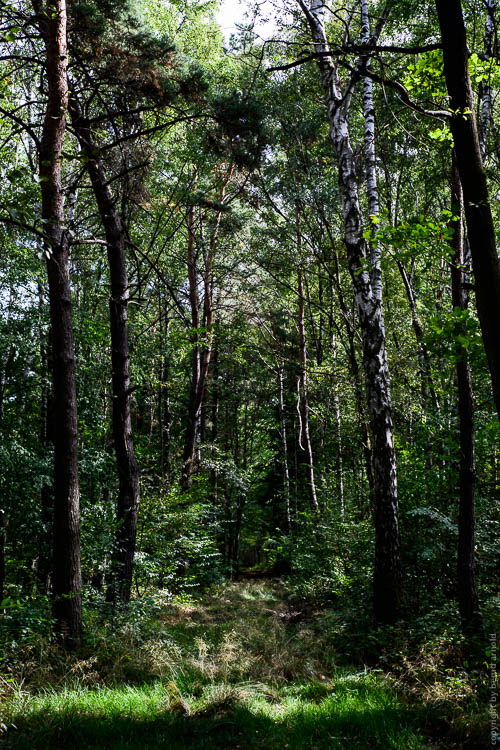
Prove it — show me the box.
[2,697,428,750]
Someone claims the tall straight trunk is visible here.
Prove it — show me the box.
[327,250,375,508]
[0,509,5,604]
[360,0,381,302]
[182,203,202,488]
[182,169,232,489]
[34,0,82,646]
[37,283,53,593]
[396,260,439,410]
[330,327,344,515]
[436,0,500,425]
[303,0,402,622]
[478,0,495,160]
[69,96,139,604]
[278,362,291,532]
[450,156,481,632]
[160,297,172,478]
[296,205,319,513]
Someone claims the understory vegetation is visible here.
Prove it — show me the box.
[0,581,492,748]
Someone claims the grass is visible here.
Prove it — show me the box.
[0,581,489,749]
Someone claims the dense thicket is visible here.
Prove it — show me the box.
[0,0,498,654]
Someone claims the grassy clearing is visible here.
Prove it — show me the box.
[0,581,488,748]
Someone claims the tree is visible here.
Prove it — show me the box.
[450,155,481,633]
[436,0,500,425]
[299,0,403,623]
[32,0,82,647]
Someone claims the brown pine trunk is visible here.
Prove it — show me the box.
[34,0,82,647]
[436,0,500,424]
[450,156,481,632]
[69,96,139,603]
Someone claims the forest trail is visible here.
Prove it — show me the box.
[1,580,448,750]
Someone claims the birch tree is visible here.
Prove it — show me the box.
[299,0,403,622]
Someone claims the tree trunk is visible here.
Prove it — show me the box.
[330,327,344,515]
[37,282,53,594]
[478,0,495,160]
[34,0,82,647]
[0,509,6,604]
[69,96,140,604]
[182,203,202,488]
[296,206,319,512]
[436,0,500,425]
[396,260,439,410]
[450,155,481,632]
[160,296,172,478]
[181,170,232,489]
[303,0,403,622]
[278,362,291,532]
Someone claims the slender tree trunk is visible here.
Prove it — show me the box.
[0,509,5,604]
[450,155,481,632]
[327,253,375,508]
[182,203,202,488]
[160,297,172,478]
[69,96,140,604]
[330,327,344,515]
[182,170,232,489]
[296,205,319,512]
[397,260,439,410]
[278,362,291,532]
[34,0,82,647]
[478,0,495,160]
[436,0,500,425]
[303,0,403,622]
[37,283,53,593]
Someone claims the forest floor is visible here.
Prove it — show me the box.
[0,580,489,749]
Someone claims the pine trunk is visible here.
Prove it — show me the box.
[69,97,140,604]
[450,156,481,632]
[436,0,500,425]
[35,0,82,647]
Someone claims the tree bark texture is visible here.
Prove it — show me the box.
[303,0,403,622]
[69,96,140,604]
[450,156,481,632]
[436,0,500,425]
[35,0,82,647]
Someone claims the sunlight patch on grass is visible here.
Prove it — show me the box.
[1,668,428,750]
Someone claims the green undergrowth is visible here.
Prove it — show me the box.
[0,581,490,748]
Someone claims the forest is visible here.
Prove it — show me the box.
[0,0,498,747]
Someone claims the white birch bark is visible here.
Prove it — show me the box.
[360,0,382,303]
[301,0,403,621]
